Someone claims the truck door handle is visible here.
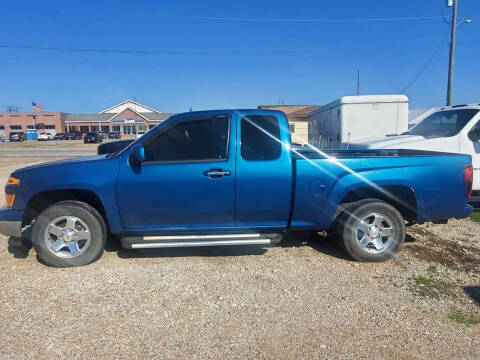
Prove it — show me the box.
[204,169,231,178]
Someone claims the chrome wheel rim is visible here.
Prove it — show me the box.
[44,216,91,258]
[355,212,395,254]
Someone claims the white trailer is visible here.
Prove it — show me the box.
[307,95,409,149]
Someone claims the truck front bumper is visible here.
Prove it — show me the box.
[0,207,23,237]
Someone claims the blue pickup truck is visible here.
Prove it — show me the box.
[0,109,474,267]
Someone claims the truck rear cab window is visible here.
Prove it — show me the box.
[144,115,229,162]
[241,115,281,161]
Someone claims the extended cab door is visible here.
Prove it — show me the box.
[235,111,293,228]
[116,112,235,231]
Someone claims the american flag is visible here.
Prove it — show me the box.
[32,102,43,112]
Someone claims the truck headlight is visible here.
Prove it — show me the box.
[7,176,20,186]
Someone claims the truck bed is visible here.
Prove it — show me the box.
[290,148,472,230]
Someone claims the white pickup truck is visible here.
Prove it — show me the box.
[343,104,480,193]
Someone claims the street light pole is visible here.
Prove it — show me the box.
[446,0,458,106]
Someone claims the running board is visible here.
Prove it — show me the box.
[120,233,283,249]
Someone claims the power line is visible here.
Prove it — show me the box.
[147,14,447,23]
[0,44,293,55]
[400,31,450,93]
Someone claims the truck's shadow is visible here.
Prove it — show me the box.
[110,231,349,260]
[463,286,480,307]
[280,231,350,260]
[7,227,33,259]
[114,242,269,258]
[7,236,32,258]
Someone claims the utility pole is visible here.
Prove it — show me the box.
[446,0,458,106]
[357,69,360,95]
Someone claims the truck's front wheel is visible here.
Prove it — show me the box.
[31,201,106,267]
[337,200,405,262]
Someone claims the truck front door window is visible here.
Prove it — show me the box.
[144,115,229,162]
[241,115,281,161]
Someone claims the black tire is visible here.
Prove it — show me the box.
[31,201,106,267]
[336,200,405,262]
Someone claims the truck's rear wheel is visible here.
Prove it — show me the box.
[337,200,405,262]
[31,201,106,267]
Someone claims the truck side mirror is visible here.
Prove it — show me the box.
[468,129,480,142]
[129,145,145,167]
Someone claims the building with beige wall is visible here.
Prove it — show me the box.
[257,105,321,145]
[0,112,65,139]
[64,100,174,138]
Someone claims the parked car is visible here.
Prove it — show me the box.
[136,131,146,139]
[83,132,102,143]
[343,104,480,193]
[108,132,121,139]
[9,132,26,142]
[0,109,473,267]
[97,139,134,155]
[37,133,53,141]
[53,133,66,140]
[65,131,82,140]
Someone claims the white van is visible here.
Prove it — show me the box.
[308,95,408,149]
[344,104,480,191]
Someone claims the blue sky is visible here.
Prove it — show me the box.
[1,0,479,113]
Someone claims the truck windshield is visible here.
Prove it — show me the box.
[404,109,479,138]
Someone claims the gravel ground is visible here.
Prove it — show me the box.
[0,140,104,157]
[0,157,479,359]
